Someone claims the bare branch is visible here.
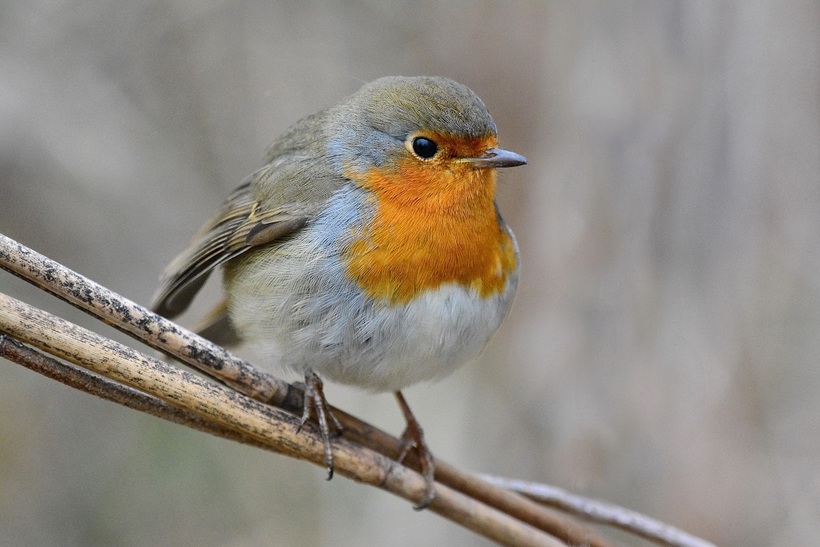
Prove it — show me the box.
[480,476,717,547]
[0,334,269,449]
[0,232,615,547]
[0,233,286,402]
[2,233,714,546]
[0,292,562,546]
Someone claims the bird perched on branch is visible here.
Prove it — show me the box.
[151,75,526,508]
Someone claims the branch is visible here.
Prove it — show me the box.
[0,293,559,546]
[480,476,717,547]
[0,233,715,546]
[0,334,268,449]
[0,234,286,401]
[0,233,612,546]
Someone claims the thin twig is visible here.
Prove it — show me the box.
[0,233,614,547]
[480,476,717,547]
[0,233,286,402]
[0,292,562,547]
[3,233,715,547]
[0,334,268,449]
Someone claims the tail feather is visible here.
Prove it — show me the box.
[192,299,241,347]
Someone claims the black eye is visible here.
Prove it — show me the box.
[411,137,438,159]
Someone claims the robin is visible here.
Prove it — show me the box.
[150,75,526,508]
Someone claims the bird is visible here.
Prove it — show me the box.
[150,75,526,508]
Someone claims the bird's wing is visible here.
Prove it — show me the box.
[150,163,311,319]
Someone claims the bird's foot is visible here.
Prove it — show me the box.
[297,371,343,479]
[394,391,436,510]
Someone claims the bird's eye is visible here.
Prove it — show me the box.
[411,137,438,159]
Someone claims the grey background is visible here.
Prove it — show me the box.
[1,2,818,546]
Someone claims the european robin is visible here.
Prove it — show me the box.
[151,75,526,508]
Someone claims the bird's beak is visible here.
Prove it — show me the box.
[461,147,528,169]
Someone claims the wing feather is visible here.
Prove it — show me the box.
[150,168,309,318]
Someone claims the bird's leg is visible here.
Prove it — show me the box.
[297,371,343,479]
[394,391,435,510]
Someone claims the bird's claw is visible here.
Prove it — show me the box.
[395,391,436,510]
[298,371,343,480]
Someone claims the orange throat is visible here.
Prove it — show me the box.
[345,157,516,305]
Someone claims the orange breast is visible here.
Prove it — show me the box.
[345,153,517,305]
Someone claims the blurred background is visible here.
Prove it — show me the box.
[1,2,818,545]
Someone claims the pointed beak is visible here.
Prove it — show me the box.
[461,147,528,169]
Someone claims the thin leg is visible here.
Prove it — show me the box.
[297,371,343,480]
[394,391,436,510]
